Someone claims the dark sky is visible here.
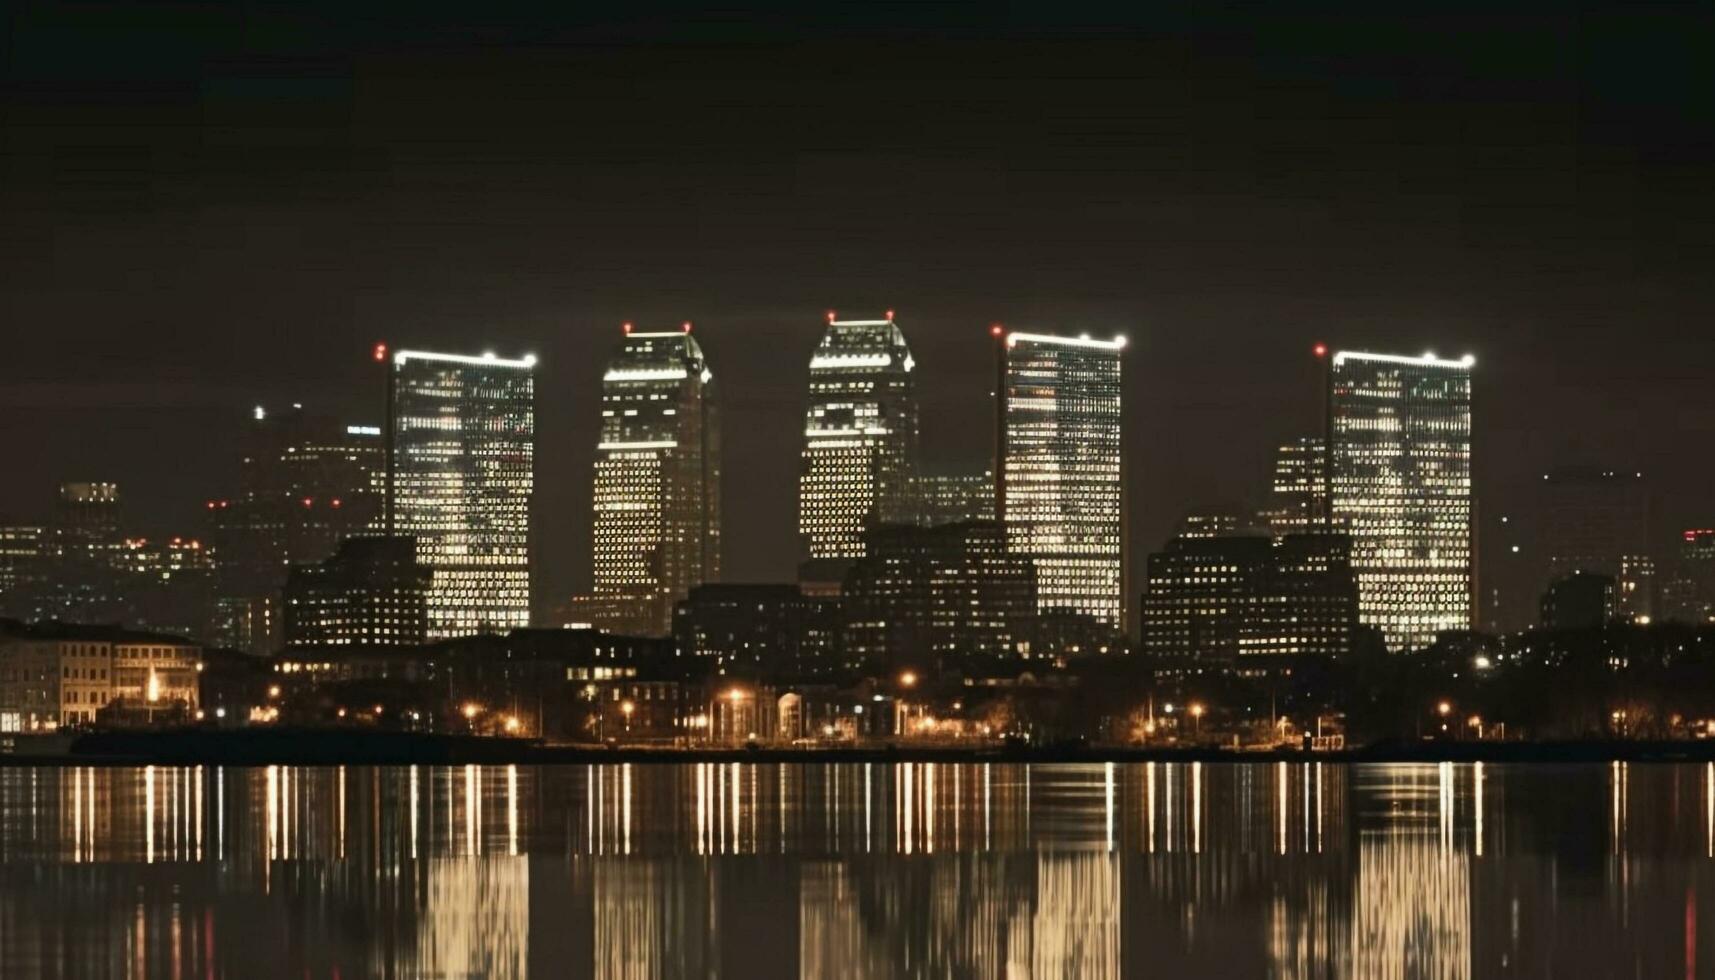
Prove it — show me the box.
[4,1,1713,626]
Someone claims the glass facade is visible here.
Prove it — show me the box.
[389,350,535,639]
[1000,331,1126,631]
[589,328,721,636]
[1328,350,1473,651]
[798,315,919,570]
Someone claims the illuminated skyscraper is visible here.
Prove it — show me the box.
[999,330,1126,632]
[388,349,535,639]
[798,312,919,583]
[1263,436,1327,537]
[1327,350,1474,651]
[586,325,721,636]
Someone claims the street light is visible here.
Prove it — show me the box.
[899,671,917,689]
[1437,700,1452,717]
[621,699,635,733]
[1189,702,1205,735]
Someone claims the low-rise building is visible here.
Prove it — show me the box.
[283,535,431,649]
[0,621,201,730]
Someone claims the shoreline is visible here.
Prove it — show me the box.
[6,730,1715,766]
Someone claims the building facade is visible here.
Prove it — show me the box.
[798,313,920,585]
[283,535,431,649]
[1328,350,1474,652]
[0,623,201,730]
[998,331,1126,632]
[1263,436,1328,537]
[915,467,996,525]
[586,326,721,636]
[673,583,841,677]
[208,404,385,654]
[1539,570,1615,631]
[1142,532,1358,660]
[389,349,536,638]
[841,521,1037,668]
[1662,528,1715,625]
[1538,467,1653,622]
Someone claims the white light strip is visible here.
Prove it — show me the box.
[604,368,689,382]
[1007,331,1128,351]
[1333,350,1475,369]
[829,319,893,327]
[345,425,382,436]
[806,427,890,438]
[809,353,894,370]
[627,332,690,339]
[598,440,677,451]
[394,349,537,369]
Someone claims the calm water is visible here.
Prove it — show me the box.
[0,761,1709,977]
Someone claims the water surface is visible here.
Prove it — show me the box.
[0,761,1707,977]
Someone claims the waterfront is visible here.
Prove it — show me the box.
[0,762,1709,977]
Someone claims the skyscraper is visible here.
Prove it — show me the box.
[1538,466,1652,622]
[586,325,721,636]
[998,330,1126,632]
[1327,349,1474,651]
[388,348,535,639]
[1263,436,1328,537]
[798,312,919,584]
[207,404,384,653]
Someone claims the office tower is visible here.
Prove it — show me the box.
[998,330,1126,632]
[27,482,127,624]
[113,534,216,640]
[1264,436,1327,536]
[1661,528,1715,624]
[1175,509,1256,539]
[283,536,431,648]
[389,349,536,639]
[1142,532,1358,660]
[1538,467,1653,621]
[1328,350,1474,652]
[1539,570,1615,631]
[842,521,1037,667]
[672,583,841,676]
[584,325,721,636]
[207,404,385,654]
[0,523,46,612]
[798,312,919,586]
[915,467,996,525]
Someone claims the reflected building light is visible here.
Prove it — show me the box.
[1032,853,1120,977]
[1191,762,1201,855]
[1349,838,1470,977]
[1474,762,1484,858]
[1106,762,1116,854]
[622,763,632,857]
[1277,761,1288,856]
[410,765,420,860]
[464,764,478,857]
[508,764,519,858]
[925,763,936,855]
[1145,762,1156,854]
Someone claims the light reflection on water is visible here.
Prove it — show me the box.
[0,761,1711,977]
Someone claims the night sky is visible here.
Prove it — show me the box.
[4,1,1712,626]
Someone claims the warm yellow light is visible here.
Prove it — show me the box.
[620,700,635,716]
[1189,703,1205,718]
[1437,700,1452,716]
[727,688,745,702]
[462,702,481,720]
[267,685,282,699]
[900,671,917,688]
[503,715,521,734]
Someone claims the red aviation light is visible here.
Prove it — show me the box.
[302,497,314,508]
[622,322,633,335]
[826,310,837,323]
[1313,343,1328,358]
[885,309,895,321]
[989,324,1004,338]
[682,321,693,333]
[373,343,388,362]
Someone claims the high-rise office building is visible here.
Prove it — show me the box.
[1327,350,1474,651]
[842,521,1037,667]
[1142,532,1358,660]
[207,404,384,654]
[388,349,536,639]
[1538,467,1653,622]
[1263,436,1328,537]
[915,466,996,526]
[283,535,431,649]
[798,312,919,585]
[583,325,721,636]
[998,330,1126,632]
[1662,528,1715,625]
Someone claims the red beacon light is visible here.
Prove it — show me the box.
[622,322,633,335]
[373,343,388,362]
[826,310,837,323]
[885,309,895,321]
[1313,343,1328,358]
[989,324,1004,338]
[682,321,693,333]
[301,497,314,508]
